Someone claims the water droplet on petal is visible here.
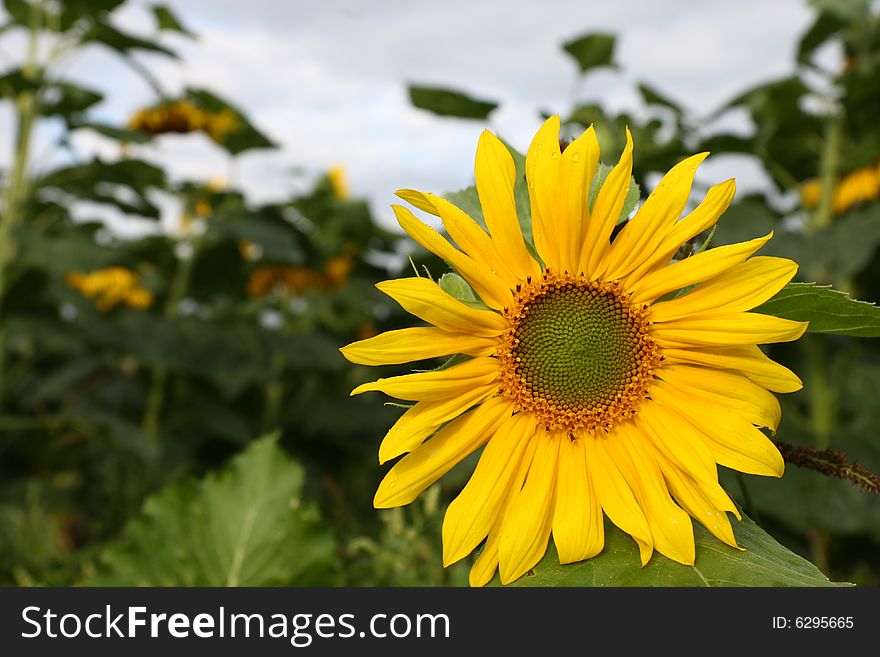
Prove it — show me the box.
[572,152,581,162]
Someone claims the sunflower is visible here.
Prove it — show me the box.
[341,117,807,586]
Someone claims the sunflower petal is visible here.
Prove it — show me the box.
[604,152,708,281]
[351,355,500,401]
[623,179,737,285]
[469,431,540,587]
[653,311,809,348]
[650,256,798,321]
[396,189,520,287]
[393,204,513,309]
[526,116,563,270]
[634,401,718,485]
[376,277,506,337]
[630,233,771,304]
[659,458,740,549]
[341,327,497,365]
[475,130,537,279]
[652,382,785,476]
[559,125,601,272]
[499,430,560,584]
[663,344,803,393]
[657,364,781,431]
[584,433,654,564]
[377,383,498,464]
[552,434,604,564]
[374,396,512,507]
[579,128,634,278]
[442,413,536,566]
[607,424,696,565]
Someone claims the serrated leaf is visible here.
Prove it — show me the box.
[408,85,497,120]
[755,282,880,337]
[86,436,340,586]
[494,514,848,587]
[561,32,616,74]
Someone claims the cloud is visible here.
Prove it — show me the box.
[1,0,814,232]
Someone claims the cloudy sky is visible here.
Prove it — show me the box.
[2,0,822,232]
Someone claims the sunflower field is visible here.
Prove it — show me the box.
[1,0,878,589]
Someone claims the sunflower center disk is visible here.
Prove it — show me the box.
[499,274,661,434]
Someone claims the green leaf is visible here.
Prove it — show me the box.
[561,32,616,74]
[151,4,194,36]
[494,514,848,586]
[408,85,497,120]
[35,158,166,219]
[438,272,487,309]
[70,121,151,143]
[797,10,846,63]
[82,21,178,58]
[185,88,275,154]
[0,70,103,123]
[86,436,340,586]
[212,212,307,264]
[637,82,683,116]
[755,283,880,337]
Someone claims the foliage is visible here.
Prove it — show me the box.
[494,515,848,587]
[86,436,340,586]
[0,0,878,589]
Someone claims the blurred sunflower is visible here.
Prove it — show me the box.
[800,163,880,215]
[128,100,239,146]
[66,267,153,311]
[342,117,807,586]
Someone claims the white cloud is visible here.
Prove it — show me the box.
[1,0,814,233]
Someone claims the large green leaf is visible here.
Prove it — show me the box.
[561,32,616,74]
[86,436,340,586]
[408,85,497,120]
[755,282,880,337]
[494,515,848,587]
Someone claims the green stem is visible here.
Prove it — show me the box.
[141,240,199,444]
[811,112,842,232]
[261,352,285,433]
[804,335,835,449]
[735,472,761,526]
[0,1,43,409]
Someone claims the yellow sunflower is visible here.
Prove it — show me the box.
[341,116,807,586]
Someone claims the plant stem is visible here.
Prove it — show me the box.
[811,112,842,232]
[261,351,285,434]
[0,1,43,408]
[804,335,835,449]
[141,240,199,444]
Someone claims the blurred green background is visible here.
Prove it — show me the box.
[0,0,878,586]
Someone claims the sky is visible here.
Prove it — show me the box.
[1,0,823,234]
